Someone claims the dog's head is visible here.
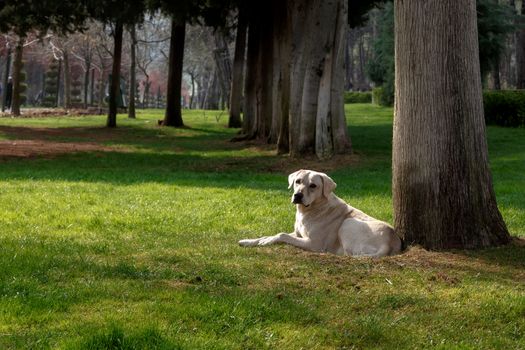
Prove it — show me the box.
[287,169,336,207]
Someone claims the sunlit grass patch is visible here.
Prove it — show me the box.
[0,105,523,349]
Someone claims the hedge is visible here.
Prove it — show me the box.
[483,90,525,127]
[344,91,372,104]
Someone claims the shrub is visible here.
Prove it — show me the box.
[483,90,525,127]
[344,91,372,104]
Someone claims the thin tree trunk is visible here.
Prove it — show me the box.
[2,45,11,112]
[11,38,24,116]
[229,6,247,128]
[212,30,232,110]
[108,21,124,128]
[205,70,220,110]
[63,50,71,109]
[242,16,261,137]
[393,0,510,250]
[90,68,95,106]
[98,72,104,109]
[189,73,195,109]
[517,28,525,88]
[128,26,137,119]
[492,58,501,90]
[56,59,62,107]
[163,17,185,127]
[83,59,91,109]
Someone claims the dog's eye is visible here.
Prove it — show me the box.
[309,184,317,189]
[295,179,301,184]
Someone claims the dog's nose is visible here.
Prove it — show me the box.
[292,192,303,204]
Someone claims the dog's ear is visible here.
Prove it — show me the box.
[288,169,304,189]
[322,173,337,197]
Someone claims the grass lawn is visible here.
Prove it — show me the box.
[0,105,523,349]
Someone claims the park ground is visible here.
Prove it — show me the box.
[0,104,524,349]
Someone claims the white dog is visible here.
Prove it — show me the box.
[239,169,403,257]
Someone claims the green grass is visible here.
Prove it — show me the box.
[0,105,524,349]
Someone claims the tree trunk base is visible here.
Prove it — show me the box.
[230,133,256,142]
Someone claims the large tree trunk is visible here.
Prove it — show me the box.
[107,21,123,128]
[228,6,247,128]
[63,50,71,109]
[10,38,24,116]
[2,45,11,112]
[128,26,137,119]
[274,0,291,154]
[163,18,185,127]
[345,28,355,91]
[257,6,274,141]
[288,0,351,159]
[393,0,511,249]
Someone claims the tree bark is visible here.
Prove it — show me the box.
[345,28,355,91]
[2,45,11,112]
[242,14,261,138]
[212,30,232,110]
[97,72,104,110]
[517,29,525,88]
[128,26,137,119]
[204,70,220,110]
[83,58,91,109]
[287,0,350,158]
[257,6,274,141]
[11,38,24,116]
[107,21,124,128]
[56,59,62,107]
[274,0,291,154]
[63,50,71,109]
[393,0,511,250]
[90,68,95,106]
[163,18,185,127]
[229,6,247,128]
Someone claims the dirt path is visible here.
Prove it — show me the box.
[0,126,124,159]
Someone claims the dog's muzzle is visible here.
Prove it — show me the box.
[292,192,304,204]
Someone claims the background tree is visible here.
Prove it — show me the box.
[149,1,205,127]
[393,0,511,249]
[86,0,146,127]
[128,26,137,118]
[228,5,247,128]
[0,0,87,115]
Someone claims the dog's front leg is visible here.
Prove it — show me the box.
[239,233,312,250]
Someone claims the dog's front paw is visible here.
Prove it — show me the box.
[238,238,260,247]
[257,236,278,246]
